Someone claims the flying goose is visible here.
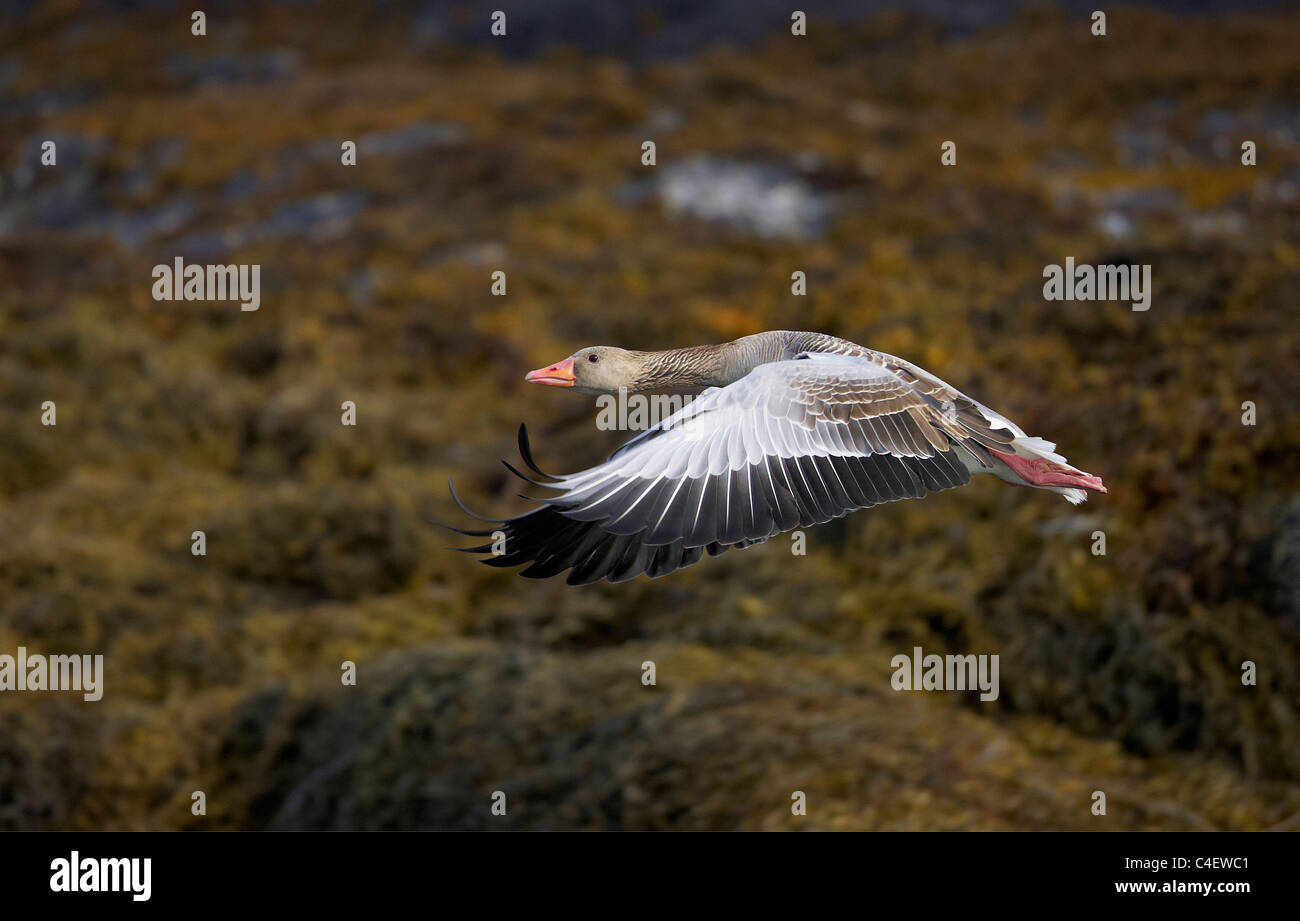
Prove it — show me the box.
[443,330,1105,584]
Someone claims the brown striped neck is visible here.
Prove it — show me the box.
[625,345,728,393]
[631,331,863,392]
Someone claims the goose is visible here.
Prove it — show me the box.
[443,330,1105,585]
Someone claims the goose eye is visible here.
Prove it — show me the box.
[588,353,598,362]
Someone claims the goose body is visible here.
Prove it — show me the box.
[445,330,1105,584]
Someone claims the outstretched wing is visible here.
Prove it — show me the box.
[444,352,1017,584]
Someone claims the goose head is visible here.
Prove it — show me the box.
[525,346,652,395]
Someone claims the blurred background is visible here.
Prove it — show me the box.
[1,0,1298,830]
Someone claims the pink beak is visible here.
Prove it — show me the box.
[524,357,576,387]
